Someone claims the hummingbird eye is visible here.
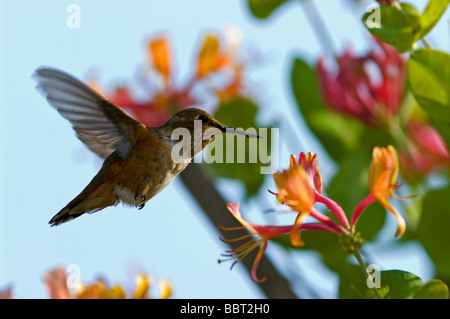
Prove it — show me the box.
[198,114,208,124]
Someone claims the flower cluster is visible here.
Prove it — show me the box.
[45,266,172,299]
[90,26,248,127]
[317,37,406,127]
[0,266,172,299]
[316,35,449,180]
[219,146,408,282]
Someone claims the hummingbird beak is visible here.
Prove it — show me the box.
[222,127,262,139]
[210,118,261,138]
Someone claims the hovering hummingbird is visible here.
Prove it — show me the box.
[34,67,259,226]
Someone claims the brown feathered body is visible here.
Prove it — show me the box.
[51,126,190,226]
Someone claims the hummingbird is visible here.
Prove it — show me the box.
[34,67,259,226]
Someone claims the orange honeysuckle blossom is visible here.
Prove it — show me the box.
[271,153,349,246]
[148,36,171,88]
[273,164,315,213]
[219,202,338,283]
[293,153,350,228]
[351,145,406,238]
[197,34,228,78]
[369,145,399,197]
[157,278,173,299]
[76,280,126,299]
[273,164,315,246]
[88,30,248,129]
[132,274,151,299]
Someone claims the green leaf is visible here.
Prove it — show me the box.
[208,97,269,197]
[362,1,449,52]
[417,0,450,40]
[418,185,450,279]
[433,121,450,150]
[214,96,258,128]
[411,279,449,299]
[408,49,450,147]
[342,270,424,299]
[362,3,421,53]
[290,57,364,162]
[247,0,291,19]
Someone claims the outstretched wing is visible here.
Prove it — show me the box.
[33,67,146,159]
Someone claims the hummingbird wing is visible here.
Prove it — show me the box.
[33,67,146,159]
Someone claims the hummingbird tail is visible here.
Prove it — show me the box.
[48,207,84,226]
[49,183,118,226]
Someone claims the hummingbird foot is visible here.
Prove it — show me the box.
[135,193,147,210]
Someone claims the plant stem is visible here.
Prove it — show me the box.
[299,0,336,58]
[421,37,431,48]
[388,116,409,150]
[353,249,383,299]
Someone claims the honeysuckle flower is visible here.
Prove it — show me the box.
[351,145,406,238]
[87,76,175,127]
[158,279,173,299]
[399,119,450,177]
[270,153,351,245]
[109,86,172,127]
[148,36,171,88]
[77,280,126,299]
[197,34,228,78]
[292,153,323,193]
[88,30,251,128]
[219,202,338,283]
[276,153,350,231]
[132,275,151,299]
[43,267,71,299]
[272,164,315,246]
[369,145,399,197]
[317,37,405,127]
[195,28,248,102]
[273,164,315,213]
[0,287,13,299]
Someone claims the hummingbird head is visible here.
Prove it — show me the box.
[159,108,260,158]
[165,108,225,132]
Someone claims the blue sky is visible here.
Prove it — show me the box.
[0,0,448,298]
